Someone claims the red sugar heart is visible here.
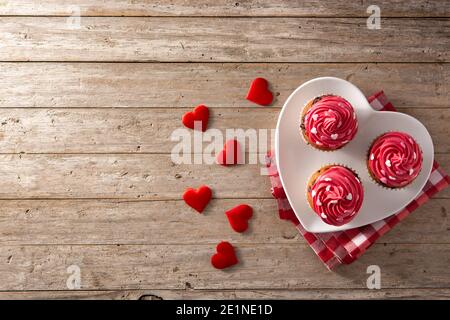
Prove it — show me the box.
[225,204,253,233]
[216,139,242,166]
[182,104,209,132]
[211,241,238,269]
[183,185,212,213]
[246,77,273,106]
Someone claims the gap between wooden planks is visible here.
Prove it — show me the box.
[0,63,448,154]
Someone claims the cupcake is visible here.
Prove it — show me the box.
[300,95,358,150]
[307,165,364,226]
[368,132,423,188]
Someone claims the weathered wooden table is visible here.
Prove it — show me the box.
[0,1,449,300]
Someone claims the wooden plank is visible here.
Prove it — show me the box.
[0,1,448,17]
[0,199,295,245]
[0,153,447,200]
[0,107,448,153]
[0,290,146,300]
[0,198,448,245]
[2,288,450,300]
[0,18,448,62]
[1,243,449,290]
[0,63,448,109]
[140,288,450,300]
[0,154,270,199]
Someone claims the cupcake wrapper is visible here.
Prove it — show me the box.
[307,163,363,187]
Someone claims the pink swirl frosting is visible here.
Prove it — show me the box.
[303,95,358,149]
[368,132,423,188]
[309,166,364,226]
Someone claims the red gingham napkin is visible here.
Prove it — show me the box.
[266,91,450,270]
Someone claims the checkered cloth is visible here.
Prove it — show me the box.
[266,91,450,270]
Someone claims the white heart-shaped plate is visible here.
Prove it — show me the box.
[275,77,434,233]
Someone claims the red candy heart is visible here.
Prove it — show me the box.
[211,241,238,269]
[225,204,253,233]
[246,77,273,106]
[182,105,209,132]
[183,185,212,213]
[216,139,242,166]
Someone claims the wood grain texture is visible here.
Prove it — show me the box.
[0,153,447,200]
[0,154,269,199]
[2,288,450,300]
[1,243,449,290]
[1,63,448,109]
[0,18,448,62]
[139,288,450,300]
[0,1,449,17]
[0,1,449,300]
[0,107,447,153]
[0,198,448,246]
